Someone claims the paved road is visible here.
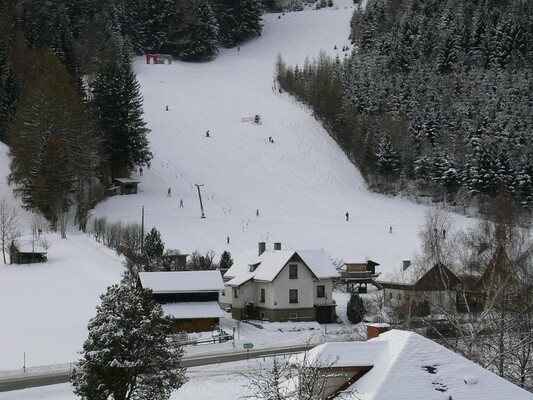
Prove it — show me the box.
[0,344,311,392]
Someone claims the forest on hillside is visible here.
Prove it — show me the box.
[277,0,532,212]
[0,0,263,232]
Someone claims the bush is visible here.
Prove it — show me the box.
[347,293,366,324]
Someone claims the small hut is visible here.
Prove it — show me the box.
[10,240,48,264]
[111,178,140,195]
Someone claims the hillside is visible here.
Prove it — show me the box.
[0,0,476,372]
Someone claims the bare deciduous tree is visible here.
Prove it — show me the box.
[401,200,533,391]
[0,198,20,263]
[241,345,353,400]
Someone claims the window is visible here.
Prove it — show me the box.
[289,313,298,320]
[289,289,298,303]
[260,288,265,303]
[317,285,325,298]
[233,288,238,298]
[289,264,298,279]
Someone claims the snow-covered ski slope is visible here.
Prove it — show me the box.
[0,0,476,372]
[93,0,472,270]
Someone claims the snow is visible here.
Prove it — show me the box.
[12,238,47,254]
[350,330,533,399]
[0,0,478,392]
[291,330,533,399]
[139,270,224,292]
[298,249,340,278]
[225,247,339,286]
[161,301,223,319]
[4,330,532,400]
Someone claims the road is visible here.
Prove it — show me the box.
[0,344,311,393]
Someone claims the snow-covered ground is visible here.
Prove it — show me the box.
[0,0,478,397]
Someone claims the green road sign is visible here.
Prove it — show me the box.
[243,342,254,349]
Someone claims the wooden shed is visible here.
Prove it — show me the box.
[111,178,140,195]
[138,270,225,333]
[10,241,48,264]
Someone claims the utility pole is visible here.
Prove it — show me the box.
[324,293,328,336]
[195,184,206,218]
[141,206,145,250]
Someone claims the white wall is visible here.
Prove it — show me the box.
[272,261,315,309]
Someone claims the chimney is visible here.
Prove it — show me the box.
[402,260,411,271]
[274,242,282,251]
[258,242,266,256]
[365,323,390,340]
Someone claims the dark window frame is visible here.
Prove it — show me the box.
[289,264,298,279]
[260,288,265,303]
[317,285,325,298]
[289,289,298,303]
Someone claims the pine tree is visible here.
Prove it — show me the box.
[219,250,233,270]
[181,0,219,61]
[215,0,262,48]
[375,136,399,177]
[143,227,165,260]
[8,48,98,228]
[347,293,366,324]
[143,0,175,52]
[0,44,17,142]
[71,285,187,400]
[91,60,153,179]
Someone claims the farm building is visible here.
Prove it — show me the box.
[10,240,48,264]
[138,270,224,333]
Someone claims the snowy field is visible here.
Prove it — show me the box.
[0,0,478,397]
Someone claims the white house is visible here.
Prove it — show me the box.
[219,242,339,322]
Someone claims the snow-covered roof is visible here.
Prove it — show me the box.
[14,240,47,254]
[298,249,340,279]
[112,177,140,184]
[139,271,224,293]
[298,330,532,400]
[224,247,339,287]
[161,301,223,319]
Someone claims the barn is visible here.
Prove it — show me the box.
[138,270,225,333]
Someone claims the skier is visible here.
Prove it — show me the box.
[443,229,446,239]
[179,199,184,207]
[167,187,172,197]
[139,167,144,176]
[256,209,260,217]
[165,105,169,111]
[206,130,210,137]
[227,235,230,244]
[345,212,349,221]
[389,226,393,234]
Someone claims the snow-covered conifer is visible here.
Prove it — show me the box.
[71,284,186,400]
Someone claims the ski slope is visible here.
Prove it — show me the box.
[93,0,473,273]
[0,0,476,375]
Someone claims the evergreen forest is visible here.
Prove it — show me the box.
[276,0,532,212]
[0,0,263,230]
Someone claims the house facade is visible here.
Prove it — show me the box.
[220,242,339,323]
[380,261,461,317]
[138,270,224,332]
